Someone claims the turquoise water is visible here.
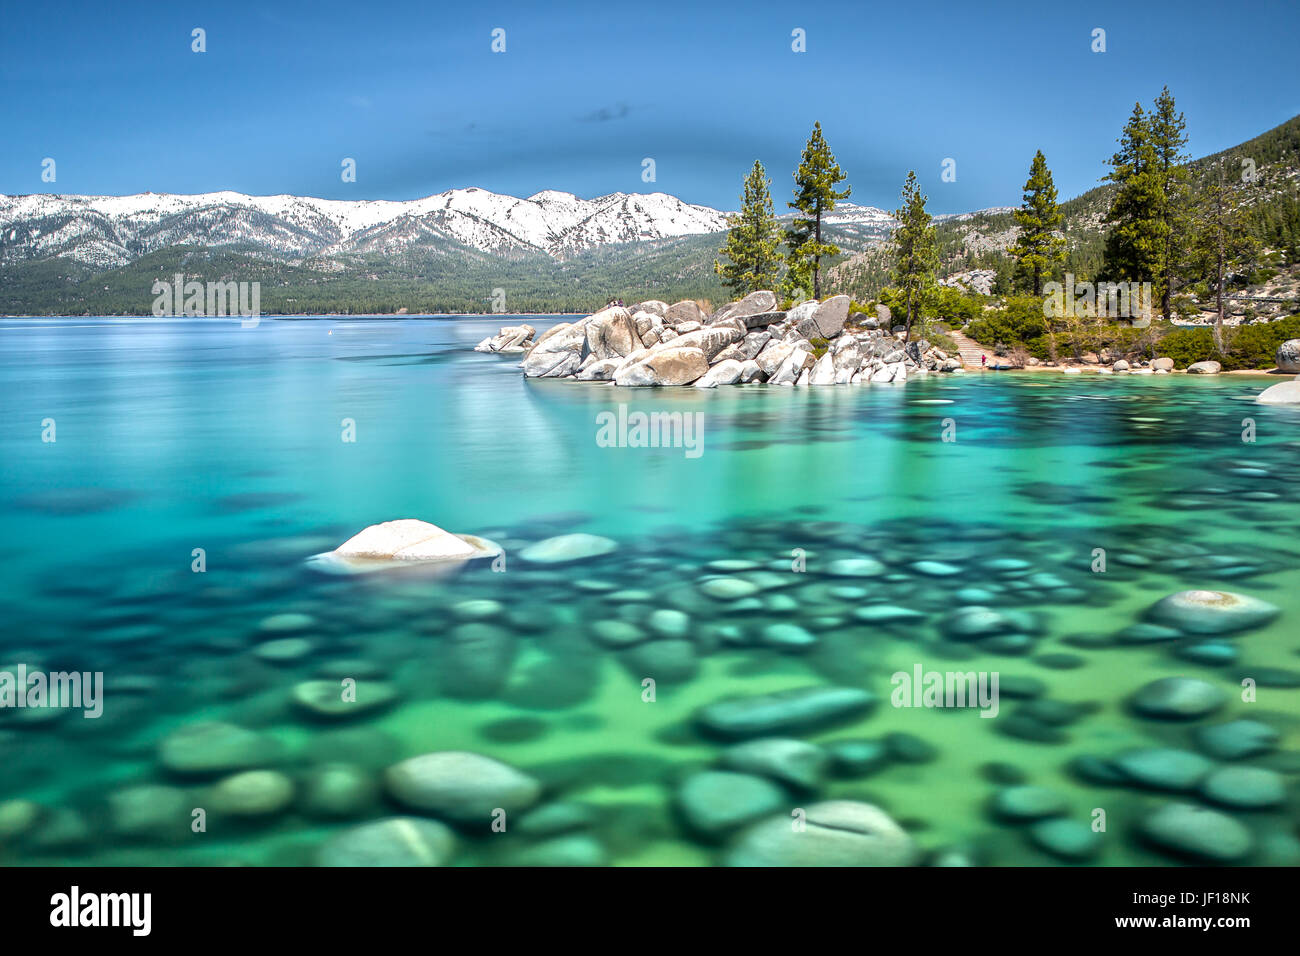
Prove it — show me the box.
[0,315,1297,865]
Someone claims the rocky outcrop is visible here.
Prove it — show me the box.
[1277,339,1300,373]
[614,346,710,387]
[492,294,953,388]
[1187,360,1221,374]
[474,324,534,353]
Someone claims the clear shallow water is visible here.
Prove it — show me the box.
[0,316,1297,866]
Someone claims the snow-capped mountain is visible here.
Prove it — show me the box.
[0,188,732,269]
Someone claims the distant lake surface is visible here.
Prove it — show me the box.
[0,316,1296,866]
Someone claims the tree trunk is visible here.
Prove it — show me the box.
[813,207,822,299]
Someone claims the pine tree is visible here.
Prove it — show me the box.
[1008,150,1065,296]
[1102,103,1167,293]
[715,160,782,296]
[1188,156,1260,353]
[785,122,851,299]
[889,170,938,343]
[1149,86,1190,320]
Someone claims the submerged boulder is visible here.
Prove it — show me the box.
[1256,380,1300,405]
[385,751,541,822]
[318,817,456,866]
[726,800,916,866]
[308,519,501,574]
[1147,589,1280,634]
[518,533,617,565]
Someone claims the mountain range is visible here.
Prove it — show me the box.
[3,113,1295,315]
[0,187,906,268]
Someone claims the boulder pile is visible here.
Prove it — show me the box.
[481,291,960,387]
[474,324,535,353]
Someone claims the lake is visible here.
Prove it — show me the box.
[0,315,1296,866]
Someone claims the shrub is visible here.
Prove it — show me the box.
[1153,315,1300,369]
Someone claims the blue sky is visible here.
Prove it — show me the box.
[1,0,1296,213]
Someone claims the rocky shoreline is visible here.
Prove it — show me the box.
[476,291,957,387]
[476,294,1300,402]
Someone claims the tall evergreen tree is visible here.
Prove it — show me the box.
[889,170,938,343]
[715,160,782,296]
[785,122,851,299]
[1188,156,1259,353]
[1102,103,1166,299]
[1149,86,1190,320]
[1008,150,1066,296]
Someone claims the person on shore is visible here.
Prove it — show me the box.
[981,353,987,369]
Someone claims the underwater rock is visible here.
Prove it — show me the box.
[317,817,456,867]
[826,739,890,777]
[451,598,505,622]
[158,721,285,776]
[1140,803,1253,863]
[1199,765,1285,809]
[590,619,648,648]
[676,771,786,836]
[385,751,541,823]
[1194,719,1279,760]
[720,738,829,790]
[1112,748,1214,791]
[695,686,876,739]
[623,639,699,683]
[438,624,517,699]
[760,623,817,651]
[853,605,924,624]
[108,785,190,840]
[518,533,617,565]
[209,770,295,817]
[885,732,938,764]
[826,557,885,578]
[1255,380,1300,404]
[0,799,41,839]
[943,606,1017,640]
[647,609,690,639]
[299,763,380,818]
[1028,818,1103,861]
[291,679,399,719]
[698,577,760,600]
[308,519,501,574]
[991,786,1068,822]
[1146,589,1280,635]
[517,802,596,837]
[726,800,916,867]
[257,612,315,634]
[512,833,609,866]
[1129,677,1226,720]
[253,637,312,663]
